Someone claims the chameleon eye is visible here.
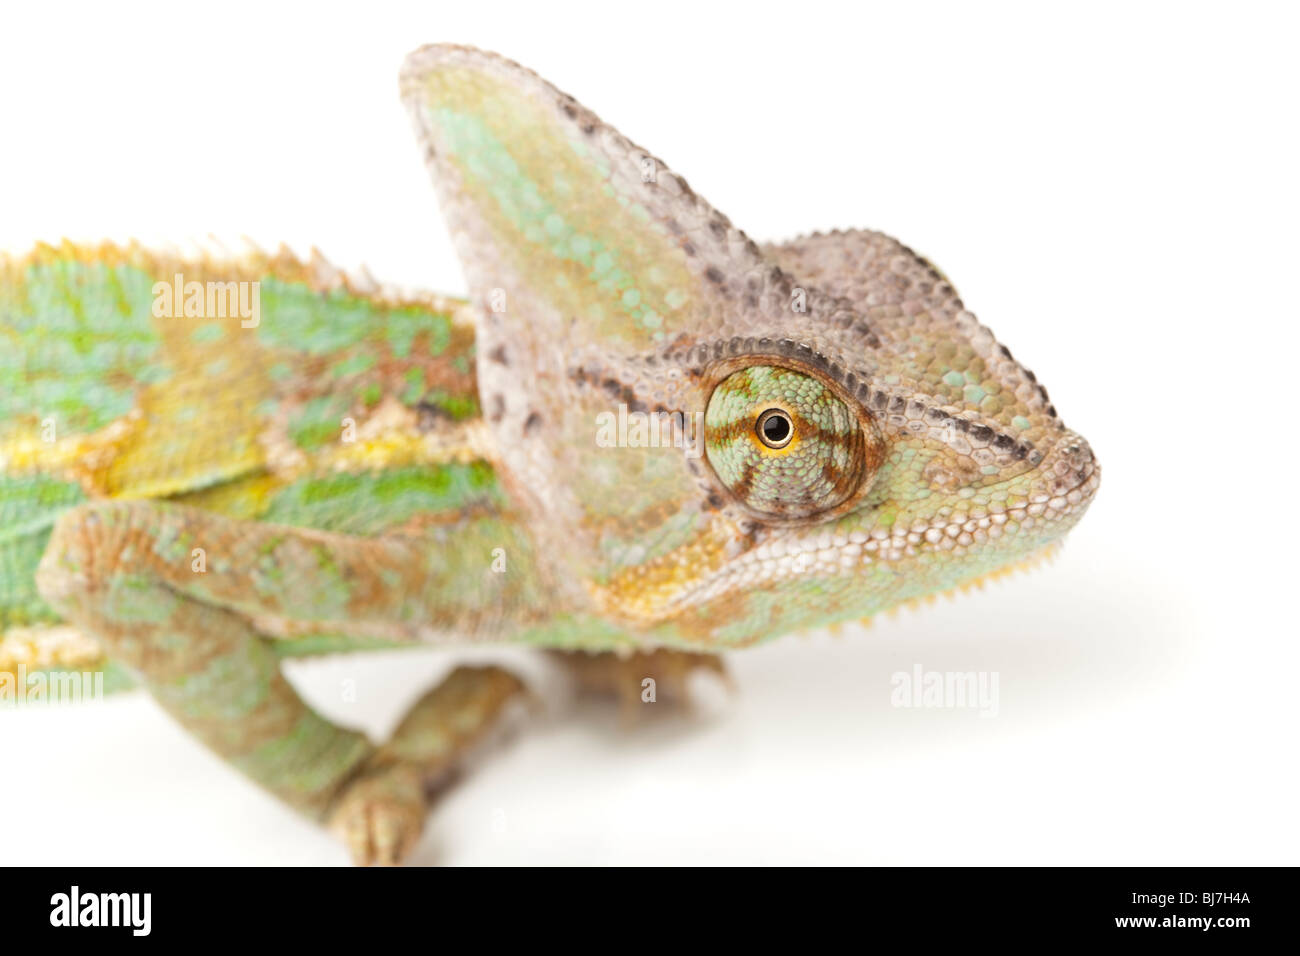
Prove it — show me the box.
[756,408,794,449]
[704,365,881,520]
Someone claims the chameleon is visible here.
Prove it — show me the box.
[0,44,1099,864]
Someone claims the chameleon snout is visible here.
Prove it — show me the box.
[1041,431,1100,504]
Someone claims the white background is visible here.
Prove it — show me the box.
[2,1,1297,865]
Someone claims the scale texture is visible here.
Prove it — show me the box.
[0,45,1099,863]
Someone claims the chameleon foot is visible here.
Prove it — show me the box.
[329,664,529,865]
[552,649,731,721]
[329,759,427,866]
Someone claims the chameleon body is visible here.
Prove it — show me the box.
[0,45,1098,863]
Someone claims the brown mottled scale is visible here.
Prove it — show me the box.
[765,229,1061,453]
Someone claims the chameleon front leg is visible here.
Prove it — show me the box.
[552,648,731,721]
[35,499,528,864]
[333,665,528,864]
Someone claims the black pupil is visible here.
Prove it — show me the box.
[761,412,791,444]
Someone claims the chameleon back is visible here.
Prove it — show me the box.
[0,241,504,683]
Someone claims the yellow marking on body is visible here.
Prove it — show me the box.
[107,300,272,498]
[257,395,497,481]
[0,412,141,497]
[316,399,496,474]
[0,625,104,674]
[585,518,744,624]
[172,472,283,519]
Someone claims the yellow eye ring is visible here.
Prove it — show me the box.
[705,364,884,522]
[756,407,795,449]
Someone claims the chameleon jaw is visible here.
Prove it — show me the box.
[650,431,1100,627]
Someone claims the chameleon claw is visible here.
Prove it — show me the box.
[328,664,532,865]
[328,759,428,867]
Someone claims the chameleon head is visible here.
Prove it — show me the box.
[689,343,1099,635]
[401,45,1099,646]
[639,284,1101,643]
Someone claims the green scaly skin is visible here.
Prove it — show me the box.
[0,45,1098,864]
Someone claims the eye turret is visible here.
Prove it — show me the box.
[704,365,882,521]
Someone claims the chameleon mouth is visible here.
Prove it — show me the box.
[840,430,1099,561]
[1034,432,1099,507]
[671,431,1100,614]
